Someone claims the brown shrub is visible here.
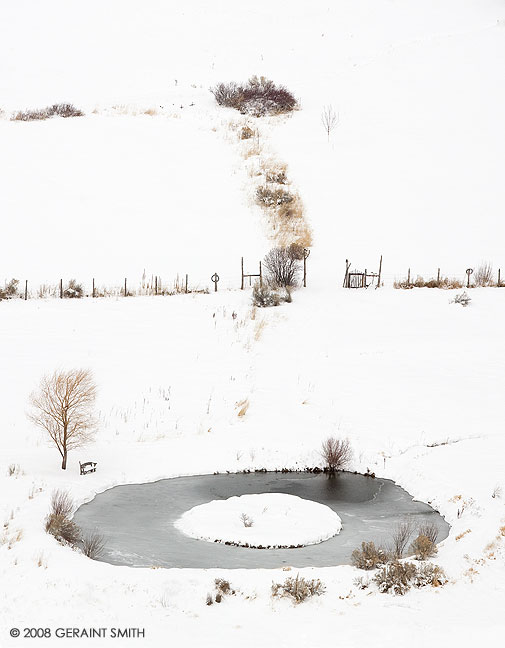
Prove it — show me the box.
[351,542,388,570]
[45,514,81,545]
[417,522,439,546]
[410,534,437,560]
[215,579,235,596]
[240,125,255,140]
[262,162,287,184]
[272,574,325,603]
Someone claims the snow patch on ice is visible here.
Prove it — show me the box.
[174,493,342,549]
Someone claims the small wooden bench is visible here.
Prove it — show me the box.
[79,461,97,475]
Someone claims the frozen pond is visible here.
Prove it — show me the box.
[73,472,450,569]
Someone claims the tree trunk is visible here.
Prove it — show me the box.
[61,449,67,470]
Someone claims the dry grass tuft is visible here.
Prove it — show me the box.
[236,398,250,417]
[455,529,472,541]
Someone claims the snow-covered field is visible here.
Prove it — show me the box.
[1,0,505,646]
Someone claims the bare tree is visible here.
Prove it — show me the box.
[391,518,415,558]
[29,369,97,470]
[263,246,301,287]
[321,105,339,142]
[320,437,353,472]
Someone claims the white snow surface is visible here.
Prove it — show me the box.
[175,493,342,548]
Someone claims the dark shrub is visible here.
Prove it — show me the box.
[320,437,353,472]
[211,76,297,116]
[11,103,83,122]
[263,246,301,287]
[64,279,84,298]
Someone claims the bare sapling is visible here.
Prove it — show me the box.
[321,105,339,142]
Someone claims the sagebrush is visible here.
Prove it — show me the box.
[272,574,325,603]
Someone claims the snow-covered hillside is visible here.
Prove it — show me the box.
[1,1,505,646]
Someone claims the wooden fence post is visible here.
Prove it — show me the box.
[241,257,244,290]
[259,261,262,287]
[377,255,382,288]
[60,279,63,299]
[92,278,95,298]
[303,248,311,288]
[498,268,501,287]
[407,268,411,287]
[343,259,350,288]
[155,276,158,296]
[24,280,28,301]
[124,278,127,297]
[185,274,188,294]
[437,268,440,286]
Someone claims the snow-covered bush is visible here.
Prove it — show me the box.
[64,279,84,298]
[451,291,471,307]
[211,76,297,116]
[374,561,447,595]
[351,541,389,570]
[374,561,417,596]
[410,534,437,560]
[0,278,19,300]
[272,573,325,604]
[412,563,447,588]
[240,125,255,140]
[252,283,281,308]
[262,163,287,185]
[256,186,294,208]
